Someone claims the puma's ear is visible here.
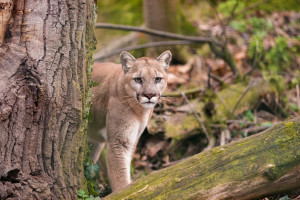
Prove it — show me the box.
[156,50,172,70]
[120,51,136,72]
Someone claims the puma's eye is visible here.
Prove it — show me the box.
[134,77,142,83]
[155,77,163,83]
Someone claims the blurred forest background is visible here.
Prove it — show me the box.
[90,0,300,198]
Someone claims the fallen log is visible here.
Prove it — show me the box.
[105,116,300,200]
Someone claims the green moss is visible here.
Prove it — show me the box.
[86,180,98,196]
[78,0,97,194]
[213,82,257,121]
[165,113,199,140]
[284,121,295,137]
[284,121,294,127]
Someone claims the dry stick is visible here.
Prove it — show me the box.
[162,158,187,168]
[220,130,226,146]
[95,23,221,45]
[209,73,224,85]
[243,126,269,136]
[94,40,196,61]
[207,64,211,88]
[162,87,202,98]
[232,80,259,115]
[220,129,231,146]
[180,91,210,141]
[215,91,235,117]
[232,85,252,115]
[227,120,256,126]
[209,41,238,77]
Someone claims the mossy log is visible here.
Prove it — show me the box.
[105,116,300,200]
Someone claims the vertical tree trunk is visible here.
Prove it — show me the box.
[143,0,189,63]
[0,0,96,199]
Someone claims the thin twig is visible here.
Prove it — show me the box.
[232,85,252,115]
[243,126,269,137]
[95,23,221,45]
[209,42,238,77]
[207,64,211,88]
[223,0,271,24]
[209,73,224,85]
[252,38,259,68]
[94,40,197,61]
[220,129,231,146]
[180,91,210,140]
[215,91,235,117]
[227,120,256,125]
[162,87,203,98]
[162,158,187,168]
[232,79,260,114]
[297,84,300,110]
[206,0,228,45]
[220,130,226,146]
[207,62,225,85]
[227,0,240,23]
[206,0,225,30]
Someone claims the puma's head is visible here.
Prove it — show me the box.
[120,51,172,109]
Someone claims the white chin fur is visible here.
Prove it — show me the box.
[141,102,156,109]
[139,96,159,108]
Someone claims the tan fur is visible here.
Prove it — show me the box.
[88,51,171,191]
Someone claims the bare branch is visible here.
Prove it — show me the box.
[95,23,221,45]
[94,40,197,61]
[95,23,239,77]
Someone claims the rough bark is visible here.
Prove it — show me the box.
[0,0,96,199]
[105,116,300,200]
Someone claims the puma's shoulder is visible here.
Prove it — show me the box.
[92,62,122,83]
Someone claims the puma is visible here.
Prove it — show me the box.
[88,51,172,191]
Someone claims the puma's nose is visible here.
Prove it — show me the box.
[143,93,155,100]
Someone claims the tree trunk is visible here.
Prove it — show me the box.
[105,116,300,200]
[143,0,190,63]
[0,0,96,199]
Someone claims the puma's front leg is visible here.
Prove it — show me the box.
[106,124,139,191]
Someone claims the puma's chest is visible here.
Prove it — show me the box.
[137,110,152,136]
